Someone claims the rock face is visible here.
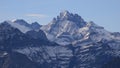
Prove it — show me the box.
[0,51,39,68]
[0,11,120,68]
[30,22,42,30]
[0,21,74,68]
[41,11,120,47]
[41,11,87,43]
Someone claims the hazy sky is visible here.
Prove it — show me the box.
[0,0,120,32]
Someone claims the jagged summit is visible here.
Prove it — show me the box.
[42,11,88,34]
[52,10,87,28]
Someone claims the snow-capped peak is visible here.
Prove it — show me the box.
[41,10,87,34]
[41,10,118,46]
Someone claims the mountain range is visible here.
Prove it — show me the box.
[0,10,120,68]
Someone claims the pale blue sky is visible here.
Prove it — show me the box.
[0,0,120,32]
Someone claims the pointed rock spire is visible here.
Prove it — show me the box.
[60,10,70,17]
